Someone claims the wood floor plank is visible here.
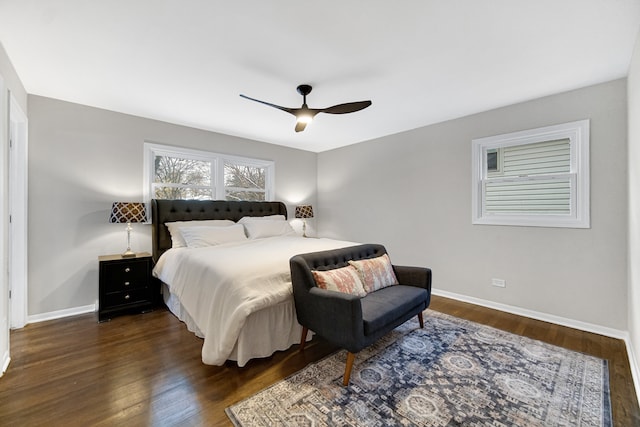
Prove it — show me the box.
[0,295,637,426]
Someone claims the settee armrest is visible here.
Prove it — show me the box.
[301,288,364,343]
[393,265,432,291]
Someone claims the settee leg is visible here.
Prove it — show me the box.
[418,312,424,328]
[343,352,356,386]
[300,327,308,351]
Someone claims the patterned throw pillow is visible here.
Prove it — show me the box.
[312,266,367,297]
[349,254,399,293]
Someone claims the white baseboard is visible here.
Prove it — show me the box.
[431,288,627,339]
[624,337,640,408]
[1,350,10,377]
[26,303,96,324]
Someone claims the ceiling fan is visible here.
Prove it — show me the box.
[240,84,372,132]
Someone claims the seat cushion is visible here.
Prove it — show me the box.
[361,285,429,336]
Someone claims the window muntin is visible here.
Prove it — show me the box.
[144,143,274,203]
[472,120,589,228]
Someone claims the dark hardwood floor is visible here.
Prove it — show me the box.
[0,295,638,426]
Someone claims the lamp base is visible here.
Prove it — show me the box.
[122,224,136,257]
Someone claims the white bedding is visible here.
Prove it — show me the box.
[153,235,356,366]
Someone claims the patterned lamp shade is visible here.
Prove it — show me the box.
[109,202,147,224]
[295,205,314,219]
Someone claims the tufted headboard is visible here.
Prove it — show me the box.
[151,199,288,262]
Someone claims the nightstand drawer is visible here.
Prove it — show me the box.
[103,273,148,292]
[102,288,151,308]
[104,261,148,282]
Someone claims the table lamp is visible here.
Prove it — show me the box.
[295,205,314,238]
[109,202,147,257]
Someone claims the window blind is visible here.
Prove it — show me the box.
[485,139,571,214]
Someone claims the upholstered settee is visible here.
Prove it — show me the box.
[290,243,432,385]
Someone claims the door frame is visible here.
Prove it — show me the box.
[9,93,27,329]
[0,73,9,375]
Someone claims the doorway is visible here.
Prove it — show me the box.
[9,93,27,329]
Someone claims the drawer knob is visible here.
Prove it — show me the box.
[124,281,130,286]
[124,267,131,273]
[124,294,130,300]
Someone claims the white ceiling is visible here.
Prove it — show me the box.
[1,1,639,153]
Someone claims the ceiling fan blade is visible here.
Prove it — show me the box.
[320,100,372,115]
[295,121,308,132]
[239,94,297,116]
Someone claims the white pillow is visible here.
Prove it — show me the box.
[238,215,286,223]
[165,220,235,248]
[179,224,247,248]
[242,220,296,239]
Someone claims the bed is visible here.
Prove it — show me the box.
[151,199,356,367]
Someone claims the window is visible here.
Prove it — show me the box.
[224,161,268,201]
[486,148,501,173]
[471,120,590,228]
[143,142,274,202]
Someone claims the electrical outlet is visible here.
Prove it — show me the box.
[491,278,506,288]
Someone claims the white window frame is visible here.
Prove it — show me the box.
[471,120,590,228]
[143,142,275,203]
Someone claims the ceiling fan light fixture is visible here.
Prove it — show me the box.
[296,112,314,124]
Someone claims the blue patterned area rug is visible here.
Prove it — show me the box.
[226,310,612,426]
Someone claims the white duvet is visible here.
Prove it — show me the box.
[153,236,356,365]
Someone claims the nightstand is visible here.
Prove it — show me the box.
[98,252,157,322]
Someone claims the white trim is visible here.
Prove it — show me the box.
[431,287,626,339]
[8,94,27,329]
[0,73,8,376]
[27,303,96,324]
[0,350,9,377]
[471,120,590,228]
[625,338,640,409]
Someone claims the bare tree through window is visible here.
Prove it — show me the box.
[149,149,271,202]
[154,156,212,200]
[224,163,266,201]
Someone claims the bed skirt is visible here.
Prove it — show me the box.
[162,283,310,366]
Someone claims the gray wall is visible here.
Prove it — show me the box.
[27,95,317,316]
[0,42,26,112]
[318,79,628,331]
[628,28,640,386]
